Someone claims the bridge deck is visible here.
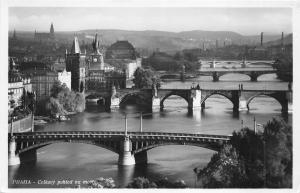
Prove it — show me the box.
[12,131,231,141]
[198,67,276,72]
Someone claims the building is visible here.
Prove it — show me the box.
[105,40,137,60]
[65,36,86,92]
[8,58,32,109]
[85,34,126,91]
[105,40,141,79]
[248,32,268,59]
[34,23,55,42]
[20,64,71,101]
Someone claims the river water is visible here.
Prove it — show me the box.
[8,72,292,188]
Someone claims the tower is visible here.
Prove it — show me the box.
[66,36,86,92]
[281,32,284,47]
[50,23,54,38]
[91,33,104,70]
[12,29,17,40]
[260,32,263,46]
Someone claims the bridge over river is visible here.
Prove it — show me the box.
[197,67,277,81]
[8,131,230,166]
[85,86,292,113]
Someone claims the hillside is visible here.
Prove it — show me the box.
[10,29,284,54]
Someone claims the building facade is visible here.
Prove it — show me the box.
[85,34,126,91]
[65,36,86,92]
[105,40,141,79]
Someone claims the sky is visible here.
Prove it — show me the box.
[9,7,292,35]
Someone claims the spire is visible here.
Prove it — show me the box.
[281,32,284,47]
[50,22,54,34]
[70,36,81,54]
[92,33,101,54]
[13,29,17,39]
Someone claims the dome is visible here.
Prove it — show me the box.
[106,40,137,59]
[109,41,135,50]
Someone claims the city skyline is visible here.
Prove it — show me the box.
[9,7,292,36]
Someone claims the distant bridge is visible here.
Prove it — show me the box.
[85,87,292,113]
[159,60,276,81]
[8,131,230,166]
[197,68,277,81]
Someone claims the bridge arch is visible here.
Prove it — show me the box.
[218,72,251,81]
[246,93,284,111]
[256,72,277,81]
[119,92,150,107]
[201,92,234,107]
[133,142,221,154]
[17,140,119,155]
[160,92,189,108]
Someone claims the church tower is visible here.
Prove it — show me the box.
[50,22,54,38]
[66,36,86,92]
[91,33,104,70]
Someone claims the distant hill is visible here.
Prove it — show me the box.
[10,29,284,54]
[264,34,293,46]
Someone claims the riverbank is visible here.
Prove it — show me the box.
[34,111,77,124]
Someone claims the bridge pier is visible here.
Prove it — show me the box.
[110,97,120,109]
[8,138,20,166]
[210,59,216,68]
[213,72,219,82]
[118,137,135,166]
[287,91,293,112]
[152,97,161,110]
[239,95,248,111]
[250,72,258,81]
[188,89,201,110]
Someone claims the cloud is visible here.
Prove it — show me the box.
[8,7,292,35]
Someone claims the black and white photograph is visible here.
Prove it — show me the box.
[2,0,298,191]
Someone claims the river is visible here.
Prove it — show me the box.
[8,72,292,188]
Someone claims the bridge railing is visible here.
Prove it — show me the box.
[12,131,231,140]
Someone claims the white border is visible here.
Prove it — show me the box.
[1,0,299,193]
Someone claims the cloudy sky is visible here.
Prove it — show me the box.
[9,7,292,35]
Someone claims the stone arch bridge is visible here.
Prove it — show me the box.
[197,68,277,81]
[8,131,230,166]
[85,87,292,113]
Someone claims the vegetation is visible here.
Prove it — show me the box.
[197,118,292,188]
[44,81,85,116]
[142,51,199,72]
[126,177,187,188]
[132,67,161,89]
[273,52,293,82]
[87,177,116,188]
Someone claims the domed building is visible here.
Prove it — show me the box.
[105,40,137,60]
[105,40,141,79]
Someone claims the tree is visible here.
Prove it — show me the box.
[45,81,85,116]
[264,118,292,188]
[126,177,157,188]
[197,144,247,188]
[88,177,116,188]
[126,177,187,188]
[197,118,292,188]
[273,53,293,81]
[133,67,161,89]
